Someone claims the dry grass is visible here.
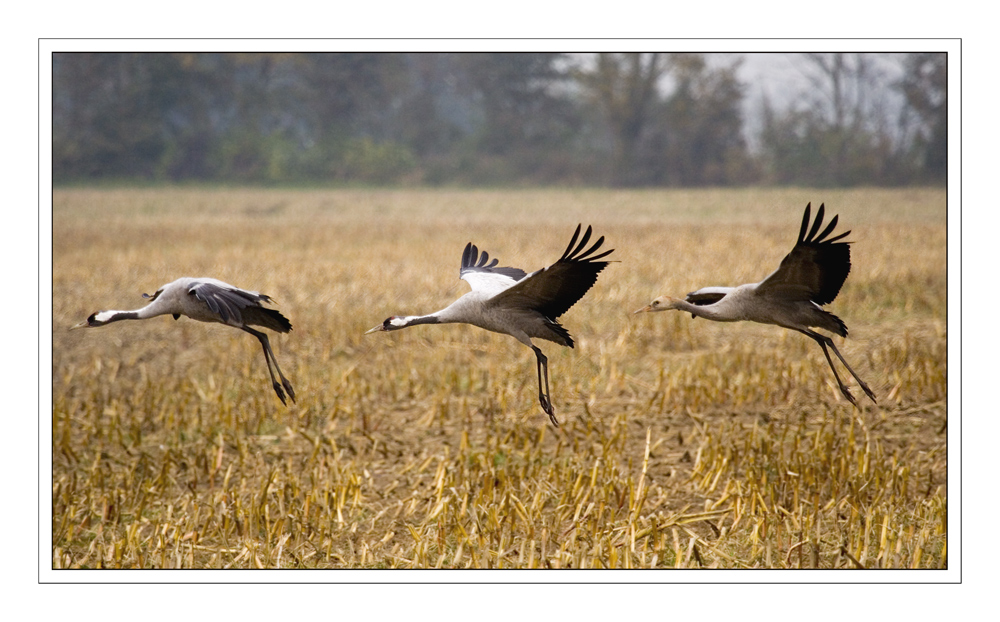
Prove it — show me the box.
[51,187,947,570]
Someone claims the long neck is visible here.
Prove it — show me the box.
[90,309,143,325]
[92,297,173,325]
[389,314,443,330]
[671,299,730,321]
[404,314,442,327]
[390,295,480,330]
[428,294,483,325]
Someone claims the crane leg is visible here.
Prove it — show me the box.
[244,327,296,405]
[824,337,877,404]
[803,330,876,406]
[532,345,559,427]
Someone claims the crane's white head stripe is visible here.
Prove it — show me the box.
[94,311,118,323]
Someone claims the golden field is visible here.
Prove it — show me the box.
[50,187,947,570]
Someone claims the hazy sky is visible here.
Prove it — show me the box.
[711,52,910,149]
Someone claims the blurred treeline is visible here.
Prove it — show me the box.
[52,52,947,187]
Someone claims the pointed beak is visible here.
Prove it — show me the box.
[633,305,653,315]
[364,324,385,335]
[70,320,90,330]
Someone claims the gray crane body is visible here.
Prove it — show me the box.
[367,224,612,425]
[73,276,295,405]
[674,284,848,337]
[636,203,873,406]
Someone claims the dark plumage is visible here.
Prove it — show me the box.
[757,203,852,307]
[461,243,528,281]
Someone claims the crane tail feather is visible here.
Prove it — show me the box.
[817,308,848,338]
[245,306,292,333]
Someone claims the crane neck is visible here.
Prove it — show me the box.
[88,309,142,325]
[670,298,728,321]
[388,314,442,330]
[90,295,176,325]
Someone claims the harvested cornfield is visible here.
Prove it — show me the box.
[50,187,947,570]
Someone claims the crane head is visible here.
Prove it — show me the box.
[633,296,679,314]
[71,312,103,329]
[365,316,407,334]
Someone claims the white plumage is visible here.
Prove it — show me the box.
[72,277,296,405]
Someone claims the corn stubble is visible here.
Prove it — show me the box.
[52,188,946,569]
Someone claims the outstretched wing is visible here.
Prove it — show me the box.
[459,242,529,296]
[757,203,852,305]
[489,224,614,319]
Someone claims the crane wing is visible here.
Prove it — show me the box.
[459,242,529,296]
[757,203,852,305]
[188,280,273,325]
[488,224,613,319]
[685,286,734,306]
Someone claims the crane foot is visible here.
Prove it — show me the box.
[539,394,559,427]
[282,379,296,403]
[273,383,288,406]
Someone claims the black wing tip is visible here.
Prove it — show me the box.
[562,224,614,264]
[800,202,851,246]
[559,224,584,261]
[460,238,526,279]
[461,242,476,269]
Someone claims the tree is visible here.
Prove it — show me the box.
[53,53,190,179]
[448,53,580,182]
[458,54,575,152]
[578,53,667,186]
[757,53,912,185]
[898,53,947,182]
[651,54,751,185]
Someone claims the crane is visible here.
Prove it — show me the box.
[366,224,614,426]
[72,277,296,405]
[634,203,876,406]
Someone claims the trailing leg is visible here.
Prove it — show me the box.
[259,330,296,403]
[802,329,874,407]
[244,327,295,405]
[532,345,558,426]
[826,337,876,403]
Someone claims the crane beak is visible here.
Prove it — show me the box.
[70,320,90,330]
[633,305,653,314]
[364,324,385,335]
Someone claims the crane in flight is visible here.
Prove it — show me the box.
[72,277,296,405]
[635,203,876,406]
[366,224,613,426]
